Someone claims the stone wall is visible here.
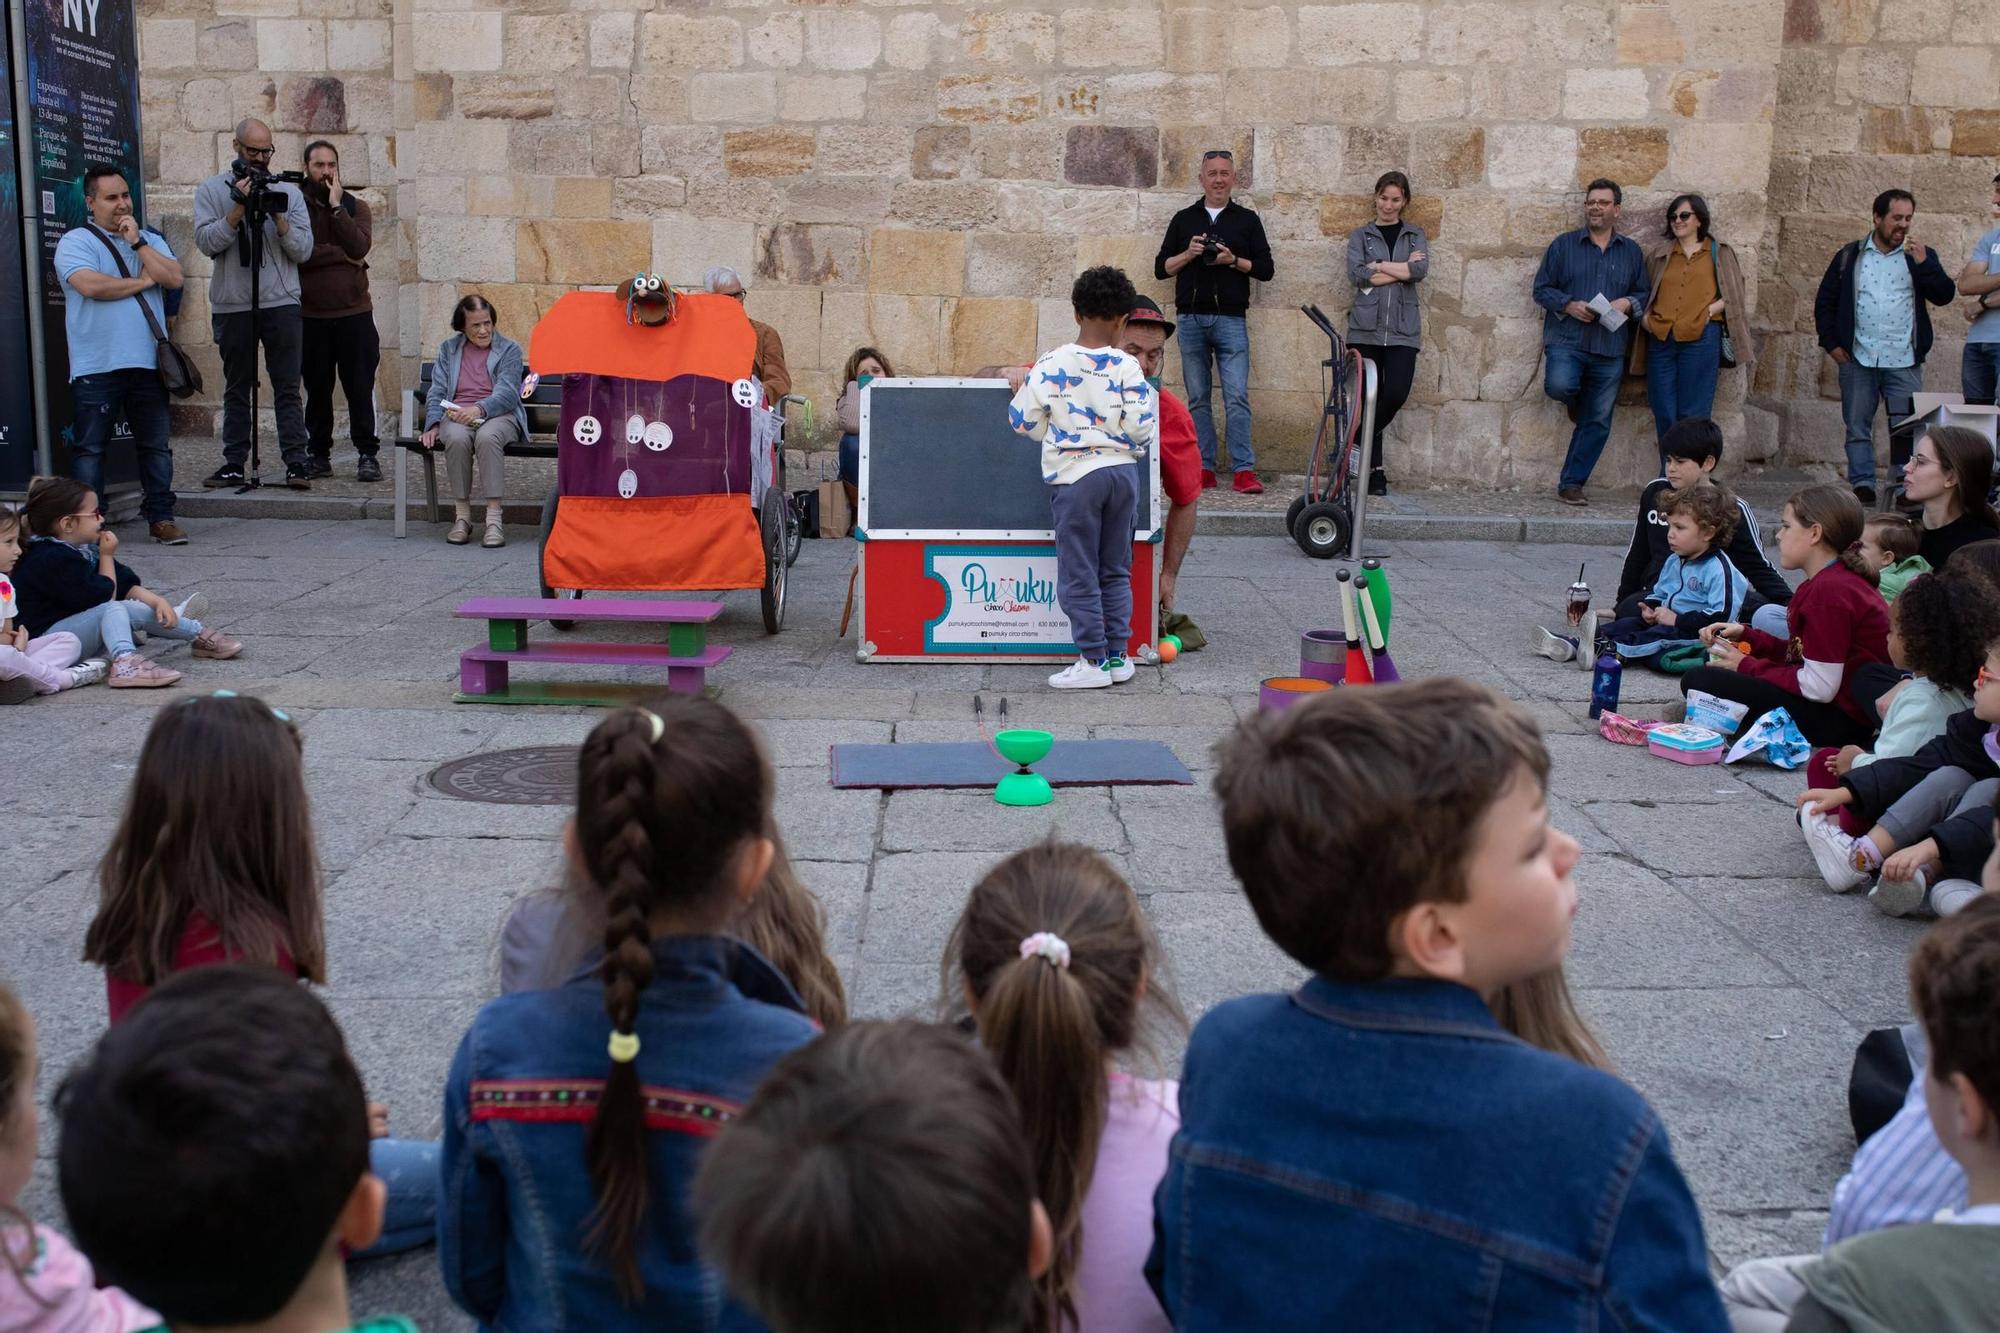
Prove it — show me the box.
[129,0,1999,489]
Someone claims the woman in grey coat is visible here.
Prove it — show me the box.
[420,294,529,548]
[1345,171,1428,497]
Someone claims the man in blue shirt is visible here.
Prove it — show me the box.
[1813,189,1957,506]
[1533,179,1649,506]
[54,165,187,544]
[1959,173,2000,407]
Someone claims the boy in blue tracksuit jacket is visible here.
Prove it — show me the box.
[1605,481,1747,659]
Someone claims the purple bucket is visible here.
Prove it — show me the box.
[1300,629,1346,685]
[1260,675,1333,713]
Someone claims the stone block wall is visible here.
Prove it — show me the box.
[128,0,2000,488]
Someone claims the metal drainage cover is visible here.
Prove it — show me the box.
[428,746,579,806]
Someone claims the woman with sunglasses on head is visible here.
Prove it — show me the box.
[1633,194,1755,469]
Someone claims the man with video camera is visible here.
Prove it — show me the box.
[1154,148,1273,496]
[192,117,314,489]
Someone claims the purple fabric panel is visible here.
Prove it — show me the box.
[556,373,752,499]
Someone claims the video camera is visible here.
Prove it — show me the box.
[231,158,305,219]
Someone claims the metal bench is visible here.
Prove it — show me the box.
[393,362,562,537]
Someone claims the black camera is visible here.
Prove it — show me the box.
[231,159,305,216]
[1198,231,1232,265]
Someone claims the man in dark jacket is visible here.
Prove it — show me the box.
[1814,189,1956,507]
[299,140,380,483]
[1154,149,1273,495]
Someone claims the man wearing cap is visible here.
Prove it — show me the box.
[1154,149,1273,495]
[976,293,1201,613]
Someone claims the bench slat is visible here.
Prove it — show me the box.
[455,597,726,624]
[461,642,732,669]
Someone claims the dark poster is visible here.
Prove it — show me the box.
[25,0,143,483]
[0,6,37,489]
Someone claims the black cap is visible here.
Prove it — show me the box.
[1126,295,1175,340]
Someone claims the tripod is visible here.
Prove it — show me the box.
[231,180,275,495]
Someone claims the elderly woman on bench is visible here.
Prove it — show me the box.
[420,294,528,548]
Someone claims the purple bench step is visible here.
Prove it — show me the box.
[459,641,731,699]
[455,597,724,624]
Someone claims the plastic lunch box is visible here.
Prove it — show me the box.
[1647,723,1727,766]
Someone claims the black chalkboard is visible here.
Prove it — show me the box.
[860,379,1155,537]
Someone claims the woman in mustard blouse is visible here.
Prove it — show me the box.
[1632,194,1754,468]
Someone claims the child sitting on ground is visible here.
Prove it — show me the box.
[1616,417,1791,635]
[1682,484,1890,747]
[0,981,156,1329]
[11,478,239,689]
[1861,512,1929,603]
[1157,679,1726,1330]
[1009,266,1156,691]
[1784,897,2000,1331]
[0,505,104,703]
[56,967,416,1333]
[441,697,819,1325]
[1597,480,1748,660]
[1800,634,2000,918]
[1804,572,2000,835]
[945,841,1183,1333]
[695,1021,1052,1333]
[81,693,436,1258]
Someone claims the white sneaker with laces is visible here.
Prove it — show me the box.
[1799,805,1870,894]
[1048,656,1112,690]
[1105,656,1137,683]
[174,591,209,623]
[65,658,109,689]
[1532,626,1577,663]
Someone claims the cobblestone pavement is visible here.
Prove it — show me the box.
[3,517,1905,1325]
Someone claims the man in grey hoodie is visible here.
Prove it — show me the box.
[192,118,314,489]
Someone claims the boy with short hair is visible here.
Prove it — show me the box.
[695,1020,1053,1333]
[55,966,414,1333]
[1617,416,1791,628]
[1156,679,1727,1330]
[1782,896,2000,1331]
[1009,266,1157,690]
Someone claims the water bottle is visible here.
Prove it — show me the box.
[1589,643,1622,720]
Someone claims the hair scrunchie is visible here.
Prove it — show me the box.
[1018,932,1071,970]
[608,1030,641,1063]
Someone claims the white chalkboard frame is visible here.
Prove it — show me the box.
[857,377,1163,542]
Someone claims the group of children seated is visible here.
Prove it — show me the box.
[0,477,241,700]
[1535,417,2000,923]
[4,683,1996,1332]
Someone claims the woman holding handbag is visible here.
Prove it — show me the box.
[1633,194,1754,468]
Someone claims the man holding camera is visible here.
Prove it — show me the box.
[299,139,380,483]
[192,118,314,489]
[1154,148,1273,495]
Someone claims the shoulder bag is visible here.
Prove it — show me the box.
[85,224,203,398]
[1708,240,1737,369]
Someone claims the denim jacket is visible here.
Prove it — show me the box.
[1148,976,1727,1332]
[440,935,818,1332]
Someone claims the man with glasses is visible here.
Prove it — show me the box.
[1533,178,1649,506]
[1154,148,1273,495]
[192,117,314,489]
[705,265,791,404]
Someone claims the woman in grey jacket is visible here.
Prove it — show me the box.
[420,295,529,547]
[1345,172,1428,497]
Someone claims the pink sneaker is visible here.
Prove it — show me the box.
[108,653,182,689]
[191,629,243,660]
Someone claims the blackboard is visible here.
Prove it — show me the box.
[859,379,1157,538]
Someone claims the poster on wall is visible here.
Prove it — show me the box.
[0,4,38,490]
[25,0,144,481]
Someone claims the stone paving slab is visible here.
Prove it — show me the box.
[0,519,1934,1324]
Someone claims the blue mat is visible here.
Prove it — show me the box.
[829,740,1192,790]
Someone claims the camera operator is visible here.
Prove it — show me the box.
[299,139,380,483]
[1154,149,1273,495]
[192,117,314,489]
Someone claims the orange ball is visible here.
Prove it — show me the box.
[1157,639,1179,663]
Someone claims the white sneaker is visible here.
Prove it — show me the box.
[65,658,109,689]
[1869,867,1930,918]
[1931,879,1984,916]
[1105,656,1137,683]
[1048,656,1112,690]
[1799,805,1870,894]
[1532,626,1577,663]
[174,591,209,623]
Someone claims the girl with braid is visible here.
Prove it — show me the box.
[440,697,818,1328]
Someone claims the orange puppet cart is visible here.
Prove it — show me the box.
[525,289,797,634]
